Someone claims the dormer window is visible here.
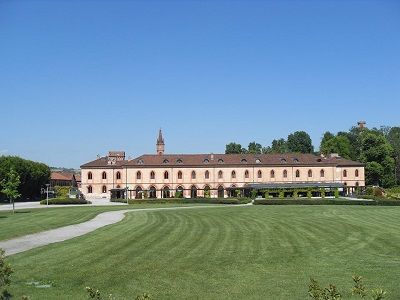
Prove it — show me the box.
[255,158,261,163]
[176,159,183,164]
[203,158,210,164]
[293,158,299,162]
[163,159,169,164]
[218,159,224,163]
[137,158,144,164]
[280,158,287,163]
[241,158,247,163]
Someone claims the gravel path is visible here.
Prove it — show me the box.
[0,203,223,257]
[0,209,134,256]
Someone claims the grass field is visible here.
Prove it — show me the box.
[2,205,400,299]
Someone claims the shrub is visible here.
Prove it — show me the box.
[39,198,91,205]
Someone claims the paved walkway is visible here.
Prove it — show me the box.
[0,201,222,257]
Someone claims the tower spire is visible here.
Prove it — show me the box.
[156,129,165,155]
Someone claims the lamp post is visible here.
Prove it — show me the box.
[46,184,50,206]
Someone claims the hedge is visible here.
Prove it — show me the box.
[110,198,251,205]
[253,198,400,206]
[39,198,91,205]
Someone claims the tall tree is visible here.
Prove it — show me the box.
[386,126,400,185]
[247,142,262,154]
[319,135,352,159]
[1,168,21,213]
[287,131,314,153]
[359,131,394,187]
[225,142,246,154]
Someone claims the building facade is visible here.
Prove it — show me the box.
[80,131,365,200]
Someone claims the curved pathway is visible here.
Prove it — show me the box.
[0,205,227,257]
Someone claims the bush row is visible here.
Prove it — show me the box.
[111,198,251,205]
[39,198,91,205]
[254,198,400,206]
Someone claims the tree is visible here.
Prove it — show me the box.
[365,161,384,186]
[386,126,400,185]
[319,136,352,159]
[0,156,50,200]
[1,168,21,213]
[287,131,314,153]
[225,142,246,154]
[247,141,262,154]
[263,138,288,154]
[359,131,395,187]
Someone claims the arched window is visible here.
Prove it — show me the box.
[204,185,210,196]
[87,185,92,193]
[116,172,121,180]
[244,170,249,178]
[320,169,325,177]
[88,172,93,180]
[102,185,107,193]
[164,171,169,180]
[177,171,183,180]
[296,170,300,178]
[355,169,359,177]
[205,170,210,179]
[218,185,224,198]
[231,171,236,179]
[150,171,155,180]
[191,186,197,198]
[283,170,287,178]
[343,170,347,177]
[356,182,359,187]
[102,172,107,180]
[218,170,223,179]
[258,170,262,179]
[176,186,184,198]
[270,170,275,178]
[136,171,141,180]
[308,170,312,177]
[163,186,170,198]
[191,171,196,179]
[149,186,156,198]
[135,186,143,199]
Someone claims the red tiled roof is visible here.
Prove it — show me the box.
[81,153,364,169]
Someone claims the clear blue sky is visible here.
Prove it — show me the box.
[1,0,399,169]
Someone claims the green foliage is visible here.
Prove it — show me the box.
[309,276,386,300]
[174,191,182,198]
[204,189,210,198]
[1,168,21,212]
[352,275,366,299]
[247,141,262,154]
[365,187,374,195]
[287,131,314,153]
[254,198,400,206]
[54,185,71,198]
[225,142,246,154]
[128,198,240,204]
[320,135,352,159]
[85,286,150,300]
[0,249,13,300]
[0,156,50,200]
[39,198,91,205]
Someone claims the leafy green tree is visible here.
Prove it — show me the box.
[320,136,352,159]
[0,156,50,200]
[1,168,21,213]
[287,131,314,153]
[247,141,262,154]
[359,131,394,187]
[386,126,400,185]
[365,161,383,186]
[263,138,289,154]
[225,142,246,154]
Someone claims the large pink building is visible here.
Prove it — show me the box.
[80,130,365,200]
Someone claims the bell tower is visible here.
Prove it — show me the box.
[156,129,165,155]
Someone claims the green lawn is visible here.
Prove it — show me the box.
[3,205,400,299]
